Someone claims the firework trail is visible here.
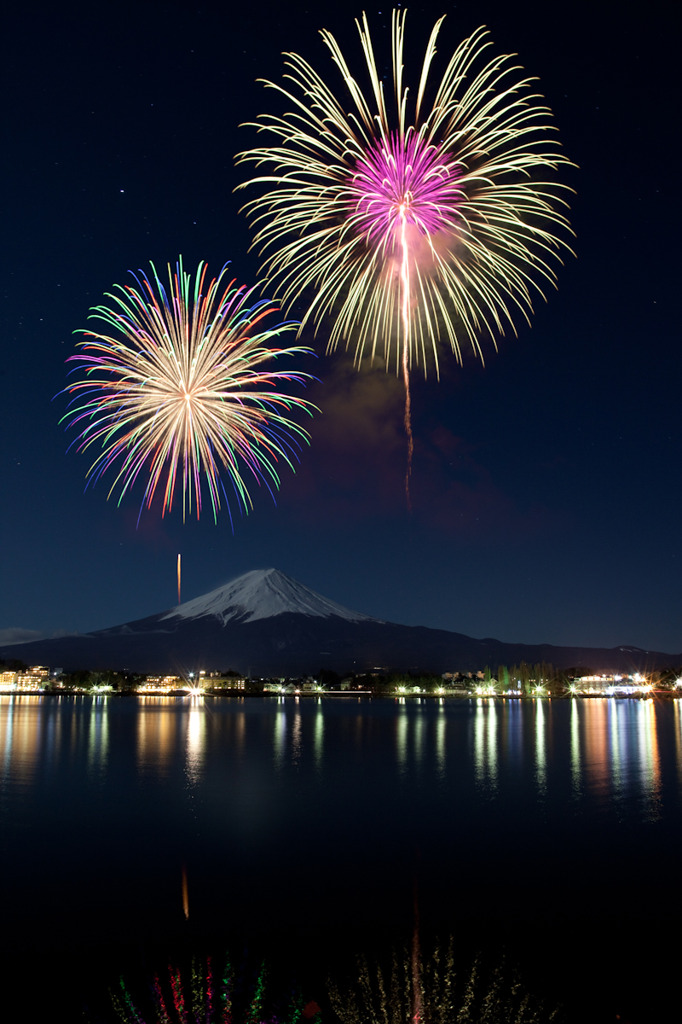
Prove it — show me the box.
[61,258,316,523]
[238,9,574,502]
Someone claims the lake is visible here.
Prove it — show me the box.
[1,694,680,1022]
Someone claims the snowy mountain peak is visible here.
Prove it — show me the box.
[161,568,375,625]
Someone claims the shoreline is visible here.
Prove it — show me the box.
[0,688,678,700]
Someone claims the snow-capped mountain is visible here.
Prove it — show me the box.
[1,568,679,676]
[161,568,376,625]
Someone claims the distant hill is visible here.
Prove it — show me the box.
[1,568,678,676]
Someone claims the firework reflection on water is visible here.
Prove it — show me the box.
[328,938,563,1024]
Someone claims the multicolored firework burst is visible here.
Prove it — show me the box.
[61,258,316,523]
[238,9,574,498]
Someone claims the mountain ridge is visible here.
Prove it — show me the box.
[0,568,679,675]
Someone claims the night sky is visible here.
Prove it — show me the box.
[1,0,679,656]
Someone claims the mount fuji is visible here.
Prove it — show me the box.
[0,568,678,676]
[160,568,376,627]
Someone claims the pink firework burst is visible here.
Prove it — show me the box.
[349,132,463,253]
[239,11,574,502]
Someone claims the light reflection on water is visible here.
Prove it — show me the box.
[1,692,681,1024]
[0,695,677,815]
[313,701,324,773]
[273,698,287,769]
[1,695,680,874]
[290,699,303,767]
[534,699,547,795]
[0,689,679,1024]
[185,698,206,786]
[396,700,408,772]
[473,697,498,791]
[675,700,682,787]
[564,698,664,821]
[434,702,446,778]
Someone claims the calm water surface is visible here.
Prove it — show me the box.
[2,694,680,1021]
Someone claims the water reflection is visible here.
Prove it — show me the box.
[634,700,662,820]
[2,693,680,1024]
[434,705,446,778]
[185,697,206,785]
[87,695,109,775]
[273,698,288,770]
[290,699,303,767]
[313,702,324,772]
[136,697,181,776]
[396,701,409,773]
[608,700,625,803]
[579,699,611,804]
[564,697,664,820]
[473,698,498,790]
[534,699,547,795]
[502,699,524,773]
[675,700,682,788]
[0,694,112,783]
[413,705,425,767]
[570,699,580,796]
[0,695,678,820]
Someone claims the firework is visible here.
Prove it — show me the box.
[238,10,574,496]
[61,259,316,523]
